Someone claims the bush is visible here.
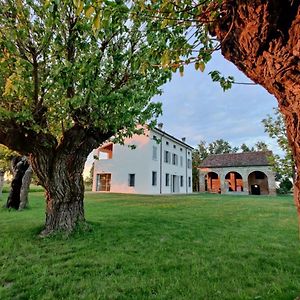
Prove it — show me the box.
[277,177,293,194]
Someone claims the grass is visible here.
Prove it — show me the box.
[0,192,299,299]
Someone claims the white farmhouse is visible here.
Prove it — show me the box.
[92,126,193,194]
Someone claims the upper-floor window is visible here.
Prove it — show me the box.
[172,153,178,165]
[152,171,157,186]
[180,148,183,152]
[187,159,192,169]
[152,146,158,161]
[128,174,135,187]
[180,156,183,167]
[164,150,170,163]
[166,141,169,146]
[188,176,191,187]
[173,145,176,149]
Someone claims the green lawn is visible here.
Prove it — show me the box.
[0,192,299,300]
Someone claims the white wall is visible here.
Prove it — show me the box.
[93,128,193,194]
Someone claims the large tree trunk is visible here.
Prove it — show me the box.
[19,165,33,210]
[213,0,300,217]
[30,149,86,236]
[0,170,4,200]
[6,157,30,209]
[28,125,112,236]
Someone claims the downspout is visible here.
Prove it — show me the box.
[159,134,164,194]
[186,148,188,194]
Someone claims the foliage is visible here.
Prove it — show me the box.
[277,177,293,195]
[0,145,18,173]
[262,108,294,182]
[207,139,238,154]
[0,192,299,299]
[240,141,269,152]
[133,0,235,90]
[0,0,172,153]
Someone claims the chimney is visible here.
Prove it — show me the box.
[181,137,186,142]
[157,123,163,130]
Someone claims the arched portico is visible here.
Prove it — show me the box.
[248,171,269,195]
[225,171,243,192]
[206,172,221,193]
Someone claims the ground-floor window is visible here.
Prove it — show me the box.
[96,173,111,191]
[128,174,135,187]
[188,176,191,187]
[165,173,170,186]
[152,171,157,186]
[180,176,184,187]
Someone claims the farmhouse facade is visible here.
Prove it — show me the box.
[92,126,193,194]
[198,151,276,195]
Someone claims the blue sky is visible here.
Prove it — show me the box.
[153,51,278,151]
[84,51,279,177]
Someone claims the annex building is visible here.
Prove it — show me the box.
[198,151,276,195]
[92,126,193,194]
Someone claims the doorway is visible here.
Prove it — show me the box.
[96,173,111,191]
[172,175,179,193]
[251,184,260,195]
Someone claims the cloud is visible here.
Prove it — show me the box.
[153,51,279,152]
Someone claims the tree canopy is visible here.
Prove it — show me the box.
[0,0,174,234]
[262,108,294,181]
[0,0,173,153]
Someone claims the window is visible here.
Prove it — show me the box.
[180,156,183,167]
[172,153,178,165]
[152,146,157,160]
[166,141,169,145]
[152,171,157,186]
[187,159,192,169]
[180,176,184,187]
[153,135,157,140]
[188,176,191,187]
[128,174,135,187]
[173,145,176,149]
[164,150,170,163]
[180,148,183,152]
[165,173,170,186]
[188,151,190,156]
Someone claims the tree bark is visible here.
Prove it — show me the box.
[6,157,30,209]
[19,165,33,210]
[0,170,4,200]
[28,125,112,236]
[213,0,300,218]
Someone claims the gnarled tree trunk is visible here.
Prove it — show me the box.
[213,0,300,218]
[6,156,30,209]
[0,170,4,200]
[31,152,86,235]
[19,165,33,210]
[29,125,112,236]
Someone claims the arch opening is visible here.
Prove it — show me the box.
[206,172,220,193]
[248,171,269,195]
[225,171,243,192]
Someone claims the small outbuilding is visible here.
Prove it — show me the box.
[198,151,276,195]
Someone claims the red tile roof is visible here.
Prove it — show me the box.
[200,151,272,168]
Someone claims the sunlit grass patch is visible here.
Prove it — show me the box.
[0,192,299,299]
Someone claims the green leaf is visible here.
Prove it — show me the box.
[85,6,95,18]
